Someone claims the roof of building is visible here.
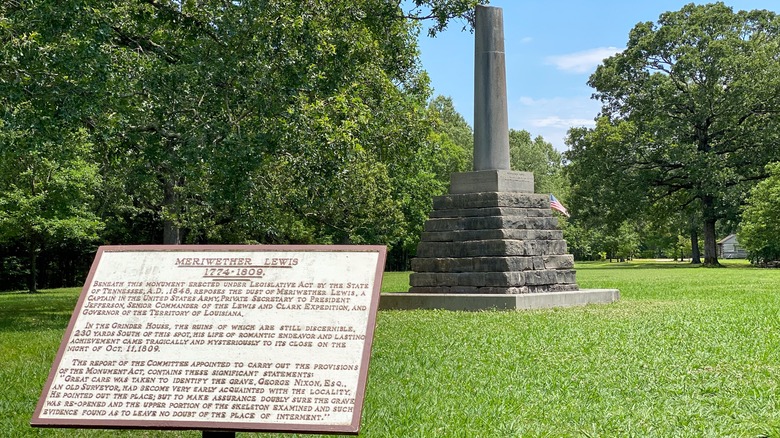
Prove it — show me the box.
[717,234,739,245]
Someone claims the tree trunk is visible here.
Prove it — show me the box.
[701,196,720,266]
[702,218,719,266]
[164,221,181,245]
[28,241,38,294]
[690,228,701,264]
[163,177,181,245]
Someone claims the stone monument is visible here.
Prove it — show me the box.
[380,5,619,310]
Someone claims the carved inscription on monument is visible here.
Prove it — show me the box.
[32,246,385,434]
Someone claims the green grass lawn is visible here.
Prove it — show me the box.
[3,260,780,437]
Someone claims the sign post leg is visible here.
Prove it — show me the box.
[203,431,235,438]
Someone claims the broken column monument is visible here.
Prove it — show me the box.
[380,5,619,309]
[408,5,577,295]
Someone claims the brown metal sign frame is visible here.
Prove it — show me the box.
[31,244,386,435]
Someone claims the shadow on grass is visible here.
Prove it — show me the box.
[0,289,78,333]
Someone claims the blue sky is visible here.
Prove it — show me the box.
[415,0,780,151]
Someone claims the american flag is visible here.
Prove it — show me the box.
[550,194,570,217]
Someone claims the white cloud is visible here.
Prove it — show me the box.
[531,116,594,129]
[509,96,600,151]
[518,96,536,106]
[545,47,623,74]
[519,36,533,44]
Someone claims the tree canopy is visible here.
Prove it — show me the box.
[567,2,780,266]
[0,0,486,291]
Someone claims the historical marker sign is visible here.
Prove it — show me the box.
[31,245,386,434]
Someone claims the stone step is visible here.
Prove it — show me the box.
[408,283,580,295]
[411,255,574,272]
[416,239,568,258]
[423,216,559,232]
[433,192,549,210]
[410,270,576,288]
[429,207,550,219]
[420,228,563,242]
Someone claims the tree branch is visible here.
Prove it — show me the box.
[138,0,224,46]
[110,25,179,64]
[128,123,181,140]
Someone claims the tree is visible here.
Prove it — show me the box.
[0,129,102,293]
[569,3,780,266]
[0,1,105,292]
[97,0,489,248]
[509,130,566,196]
[559,220,599,261]
[29,0,484,246]
[427,95,473,175]
[609,222,641,261]
[0,0,487,287]
[739,162,780,265]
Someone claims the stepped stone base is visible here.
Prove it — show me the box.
[409,171,592,299]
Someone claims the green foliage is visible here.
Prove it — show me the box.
[91,0,470,251]
[611,222,641,260]
[0,129,102,245]
[0,3,105,291]
[739,162,780,264]
[509,129,566,196]
[560,220,599,260]
[427,95,473,175]
[566,122,646,227]
[403,0,487,37]
[562,219,642,261]
[382,94,476,268]
[568,2,780,266]
[0,0,484,282]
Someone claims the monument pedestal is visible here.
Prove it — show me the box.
[380,171,619,311]
[449,169,533,194]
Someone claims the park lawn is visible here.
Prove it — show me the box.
[2,259,779,437]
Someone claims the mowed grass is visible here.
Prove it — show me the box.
[3,260,780,437]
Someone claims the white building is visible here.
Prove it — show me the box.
[717,234,748,259]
